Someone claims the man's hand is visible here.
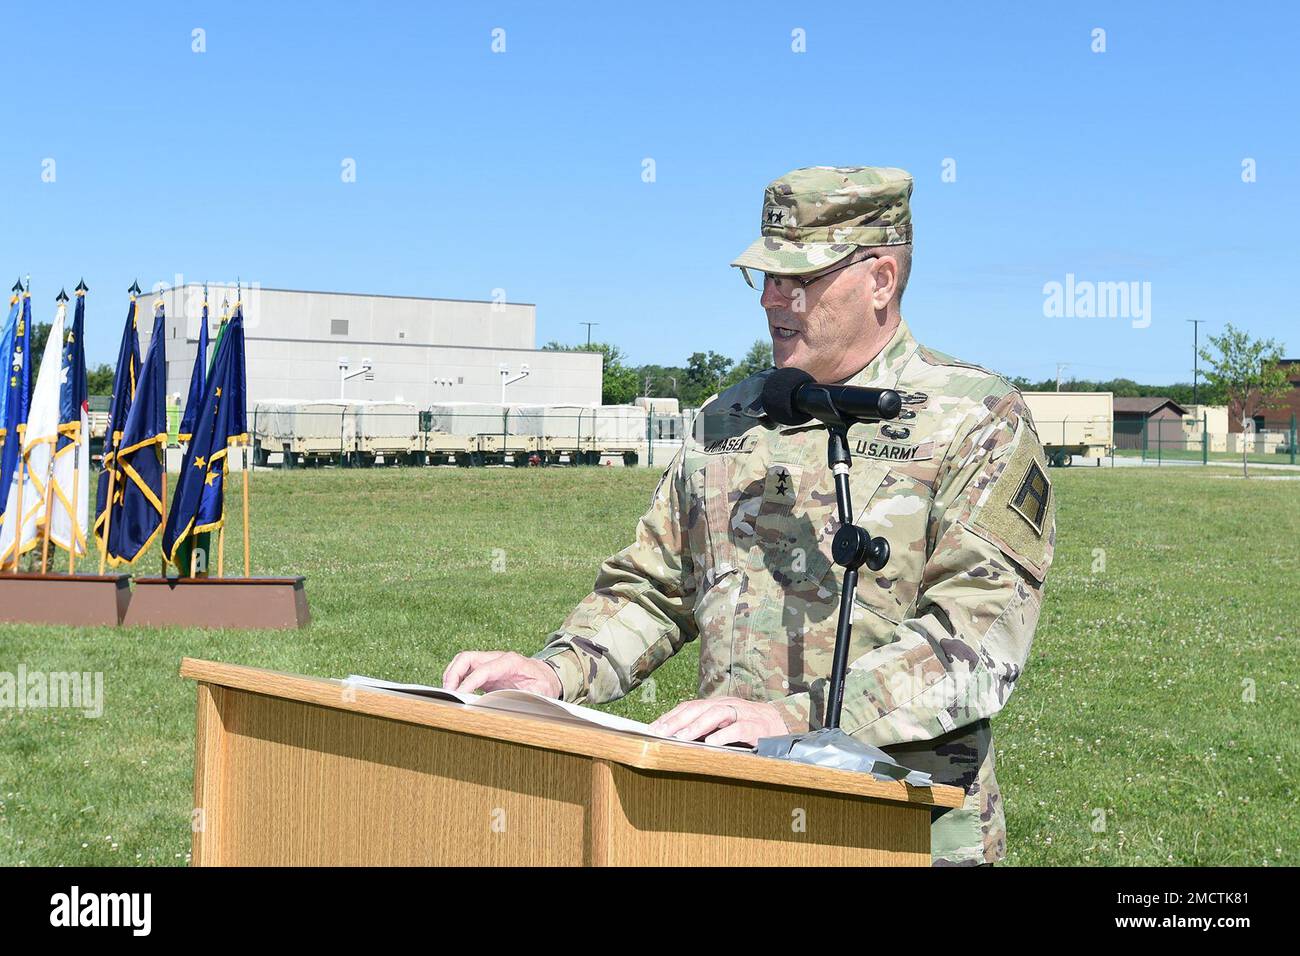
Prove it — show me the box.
[442,651,562,698]
[649,696,788,746]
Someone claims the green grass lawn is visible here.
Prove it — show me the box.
[1,465,1296,866]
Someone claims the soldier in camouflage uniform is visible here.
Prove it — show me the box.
[445,166,1055,866]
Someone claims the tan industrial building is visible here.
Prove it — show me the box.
[1182,404,1229,452]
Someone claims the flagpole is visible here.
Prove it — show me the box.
[38,446,55,574]
[218,524,225,576]
[159,438,168,574]
[97,465,115,575]
[242,441,250,577]
[67,435,80,574]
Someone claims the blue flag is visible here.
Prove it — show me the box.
[49,286,91,555]
[163,303,247,563]
[102,301,167,566]
[58,289,89,446]
[178,293,209,443]
[94,293,142,547]
[0,293,18,443]
[0,290,33,525]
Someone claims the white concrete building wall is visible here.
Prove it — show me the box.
[143,284,601,409]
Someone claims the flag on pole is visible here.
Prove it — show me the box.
[0,292,68,564]
[174,297,229,576]
[162,303,247,564]
[0,288,20,454]
[50,282,90,555]
[177,290,209,443]
[93,287,142,550]
[101,300,167,566]
[0,286,33,535]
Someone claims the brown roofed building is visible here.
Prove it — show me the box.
[1112,397,1188,450]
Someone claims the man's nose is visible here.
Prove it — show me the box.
[760,276,789,309]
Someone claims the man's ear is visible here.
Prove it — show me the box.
[869,255,899,310]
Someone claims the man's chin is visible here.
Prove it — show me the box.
[771,336,804,369]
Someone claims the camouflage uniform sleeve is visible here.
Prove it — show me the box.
[532,446,697,704]
[770,391,1055,744]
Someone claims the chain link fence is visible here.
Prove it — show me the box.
[1109,414,1297,466]
[85,400,1299,470]
[238,403,696,469]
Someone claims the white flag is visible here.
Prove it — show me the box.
[0,302,66,565]
[48,405,89,555]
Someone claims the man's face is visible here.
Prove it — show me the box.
[760,255,879,382]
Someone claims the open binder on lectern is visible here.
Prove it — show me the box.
[343,674,752,751]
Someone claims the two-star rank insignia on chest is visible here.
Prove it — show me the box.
[763,464,799,505]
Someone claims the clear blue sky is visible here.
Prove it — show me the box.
[1,1,1295,381]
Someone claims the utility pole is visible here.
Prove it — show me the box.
[580,322,598,347]
[1187,319,1205,405]
[1055,363,1070,392]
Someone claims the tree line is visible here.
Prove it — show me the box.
[1007,375,1227,406]
[542,339,773,407]
[26,322,116,400]
[544,333,1285,412]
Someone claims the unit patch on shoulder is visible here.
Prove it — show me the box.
[969,423,1055,581]
[1010,459,1051,534]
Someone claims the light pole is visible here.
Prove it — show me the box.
[580,322,598,346]
[1187,319,1205,405]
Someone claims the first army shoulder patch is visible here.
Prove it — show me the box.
[1010,459,1051,534]
[969,425,1055,581]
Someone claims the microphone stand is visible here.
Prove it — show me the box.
[753,390,932,787]
[823,423,889,729]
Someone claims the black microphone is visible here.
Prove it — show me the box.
[760,367,902,428]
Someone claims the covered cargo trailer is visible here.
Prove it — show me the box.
[353,400,421,465]
[1022,392,1113,465]
[252,399,356,467]
[514,404,645,464]
[426,402,518,437]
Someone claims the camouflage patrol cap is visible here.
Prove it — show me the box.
[731,166,914,277]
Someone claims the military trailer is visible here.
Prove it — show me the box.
[514,403,645,465]
[474,431,550,466]
[352,400,421,466]
[1022,392,1114,466]
[252,400,356,467]
[418,402,657,466]
[425,401,520,465]
[421,427,478,466]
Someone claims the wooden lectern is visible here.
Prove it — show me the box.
[181,658,964,866]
